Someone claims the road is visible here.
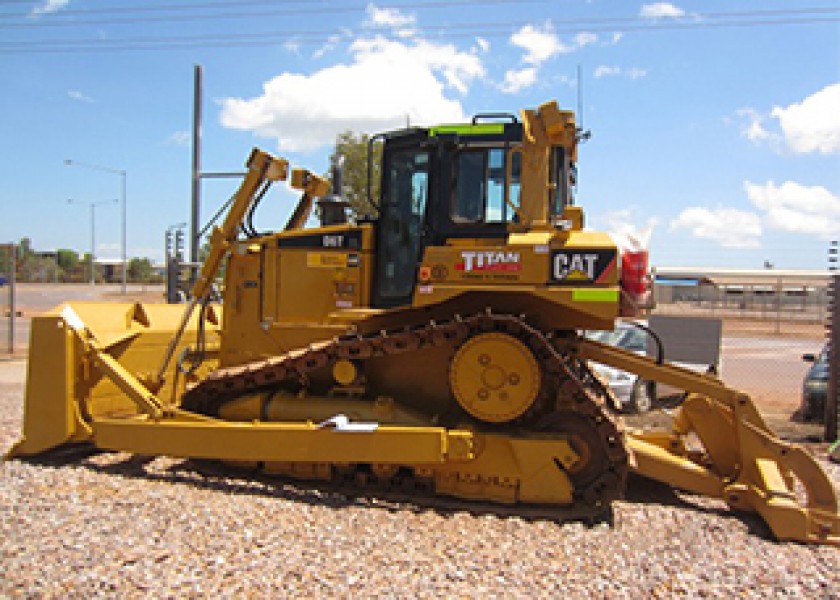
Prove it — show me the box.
[4,283,163,312]
[1,283,164,355]
[722,336,817,406]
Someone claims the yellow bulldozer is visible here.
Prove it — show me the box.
[8,101,839,546]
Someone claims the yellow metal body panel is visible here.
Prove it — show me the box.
[220,224,373,367]
[433,436,576,504]
[93,418,475,464]
[410,229,620,330]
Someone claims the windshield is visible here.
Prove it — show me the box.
[452,148,520,224]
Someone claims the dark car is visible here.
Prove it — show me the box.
[793,346,828,422]
[0,275,6,286]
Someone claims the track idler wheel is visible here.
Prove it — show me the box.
[449,332,541,423]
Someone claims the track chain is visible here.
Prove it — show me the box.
[180,310,628,510]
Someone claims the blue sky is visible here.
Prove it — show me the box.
[0,0,838,269]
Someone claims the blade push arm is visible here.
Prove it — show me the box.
[191,148,289,300]
[154,149,327,388]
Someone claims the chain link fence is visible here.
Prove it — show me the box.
[651,276,835,441]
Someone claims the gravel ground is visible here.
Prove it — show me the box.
[1,358,838,598]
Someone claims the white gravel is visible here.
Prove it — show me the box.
[1,358,838,598]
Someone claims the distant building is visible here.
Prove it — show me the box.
[96,259,125,284]
[652,266,830,320]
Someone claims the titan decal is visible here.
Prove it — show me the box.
[456,251,521,273]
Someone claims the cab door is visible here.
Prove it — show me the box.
[372,142,430,308]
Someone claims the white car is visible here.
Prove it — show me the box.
[585,317,722,414]
[585,322,655,413]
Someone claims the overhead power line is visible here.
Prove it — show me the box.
[0,0,301,18]
[0,7,838,54]
[0,0,545,26]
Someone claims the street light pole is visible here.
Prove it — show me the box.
[64,159,127,294]
[68,199,117,286]
[120,169,126,293]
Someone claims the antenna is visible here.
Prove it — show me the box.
[577,64,583,127]
[576,65,591,143]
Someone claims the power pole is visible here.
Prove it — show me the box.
[191,64,202,267]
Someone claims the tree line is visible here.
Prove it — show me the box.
[0,238,160,284]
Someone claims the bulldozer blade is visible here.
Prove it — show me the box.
[7,302,217,458]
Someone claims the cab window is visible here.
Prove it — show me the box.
[452,148,520,224]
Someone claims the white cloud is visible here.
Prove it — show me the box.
[738,84,840,154]
[670,181,840,248]
[68,90,93,103]
[500,68,537,94]
[573,32,598,49]
[30,0,69,17]
[600,208,658,250]
[312,34,342,59]
[640,3,685,19]
[746,180,840,239]
[594,66,647,80]
[736,108,778,145]
[475,37,490,53]
[365,4,415,28]
[594,66,620,79]
[283,39,301,55]
[220,36,482,152]
[352,37,482,94]
[504,23,595,92]
[771,83,840,154]
[671,206,762,248]
[510,23,568,65]
[165,130,190,146]
[394,27,418,39]
[97,242,120,254]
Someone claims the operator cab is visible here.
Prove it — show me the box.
[371,115,577,308]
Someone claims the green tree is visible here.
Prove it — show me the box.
[59,249,86,283]
[127,257,154,283]
[14,238,60,282]
[328,130,382,218]
[16,237,32,260]
[56,249,79,270]
[0,244,11,276]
